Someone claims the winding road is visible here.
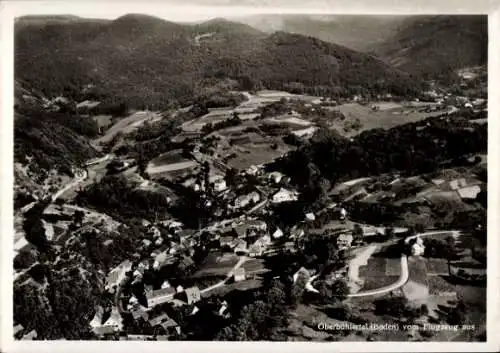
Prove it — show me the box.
[305,230,460,298]
[51,169,87,202]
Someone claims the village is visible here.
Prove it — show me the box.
[13,66,487,342]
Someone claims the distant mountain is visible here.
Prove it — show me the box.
[236,14,408,52]
[237,14,487,82]
[15,14,423,109]
[372,15,488,81]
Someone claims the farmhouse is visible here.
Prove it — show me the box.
[179,286,201,305]
[212,176,227,192]
[268,171,285,184]
[337,233,354,250]
[272,188,299,204]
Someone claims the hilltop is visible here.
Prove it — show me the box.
[236,14,407,52]
[15,14,423,109]
[372,15,488,82]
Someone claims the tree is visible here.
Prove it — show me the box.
[73,210,85,225]
[385,226,395,239]
[447,301,466,325]
[331,279,350,302]
[353,224,363,241]
[224,168,238,186]
[374,297,409,317]
[415,223,426,234]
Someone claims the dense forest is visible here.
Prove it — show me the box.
[15,15,425,109]
[14,107,99,177]
[269,116,487,191]
[76,175,171,223]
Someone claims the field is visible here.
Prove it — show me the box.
[358,252,400,291]
[426,258,449,276]
[205,279,263,297]
[192,252,239,278]
[181,90,322,133]
[326,102,448,136]
[406,256,429,286]
[264,115,313,127]
[225,142,291,170]
[241,258,267,275]
[385,258,402,276]
[94,111,162,144]
[149,149,187,166]
[286,304,409,342]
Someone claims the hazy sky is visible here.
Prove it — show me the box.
[4,0,492,22]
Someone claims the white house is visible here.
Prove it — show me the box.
[305,213,316,221]
[340,208,347,220]
[213,177,227,192]
[272,188,298,204]
[272,227,284,239]
[411,242,425,256]
[246,165,262,176]
[457,185,481,200]
[268,171,284,184]
[337,233,353,250]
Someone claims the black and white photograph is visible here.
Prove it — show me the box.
[5,0,493,347]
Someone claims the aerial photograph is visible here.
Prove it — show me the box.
[12,11,487,342]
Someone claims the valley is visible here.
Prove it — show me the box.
[11,12,488,344]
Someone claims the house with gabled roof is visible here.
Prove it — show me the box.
[182,286,201,305]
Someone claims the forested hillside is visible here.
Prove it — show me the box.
[15,14,424,109]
